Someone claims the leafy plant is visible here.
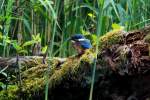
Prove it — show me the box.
[41,45,48,54]
[12,41,28,54]
[31,34,41,43]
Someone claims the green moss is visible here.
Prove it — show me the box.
[0,85,18,100]
[144,34,150,43]
[13,29,124,96]
[94,29,123,54]
[80,49,96,64]
[22,77,44,92]
[20,56,80,93]
[48,57,80,88]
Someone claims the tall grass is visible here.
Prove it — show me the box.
[2,0,14,57]
[1,0,150,57]
[37,0,61,100]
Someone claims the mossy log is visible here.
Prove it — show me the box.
[1,25,150,100]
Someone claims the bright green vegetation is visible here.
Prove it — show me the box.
[0,0,150,57]
[0,0,150,100]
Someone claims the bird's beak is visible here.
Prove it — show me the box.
[71,40,75,43]
[67,37,75,43]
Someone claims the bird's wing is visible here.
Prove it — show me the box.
[79,39,92,49]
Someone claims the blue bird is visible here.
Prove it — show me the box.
[70,34,92,55]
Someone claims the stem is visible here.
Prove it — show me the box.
[89,0,104,100]
[17,54,22,86]
[44,0,60,100]
[16,54,22,99]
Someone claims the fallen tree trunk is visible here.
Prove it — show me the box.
[0,25,150,100]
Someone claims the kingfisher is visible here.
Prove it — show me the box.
[70,34,92,55]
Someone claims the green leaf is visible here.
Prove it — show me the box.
[5,39,11,44]
[3,36,11,44]
[0,32,3,39]
[110,0,120,20]
[73,5,98,16]
[0,82,5,89]
[91,34,98,41]
[32,34,36,40]
[18,50,28,54]
[103,0,110,9]
[23,19,31,33]
[12,41,22,51]
[98,0,105,7]
[22,40,35,47]
[36,34,41,42]
[0,72,7,77]
[88,13,96,18]
[32,34,41,42]
[0,25,2,30]
[112,23,124,30]
[0,43,3,46]
[41,45,48,54]
[81,28,90,35]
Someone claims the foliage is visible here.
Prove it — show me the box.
[0,0,149,57]
[0,85,18,100]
